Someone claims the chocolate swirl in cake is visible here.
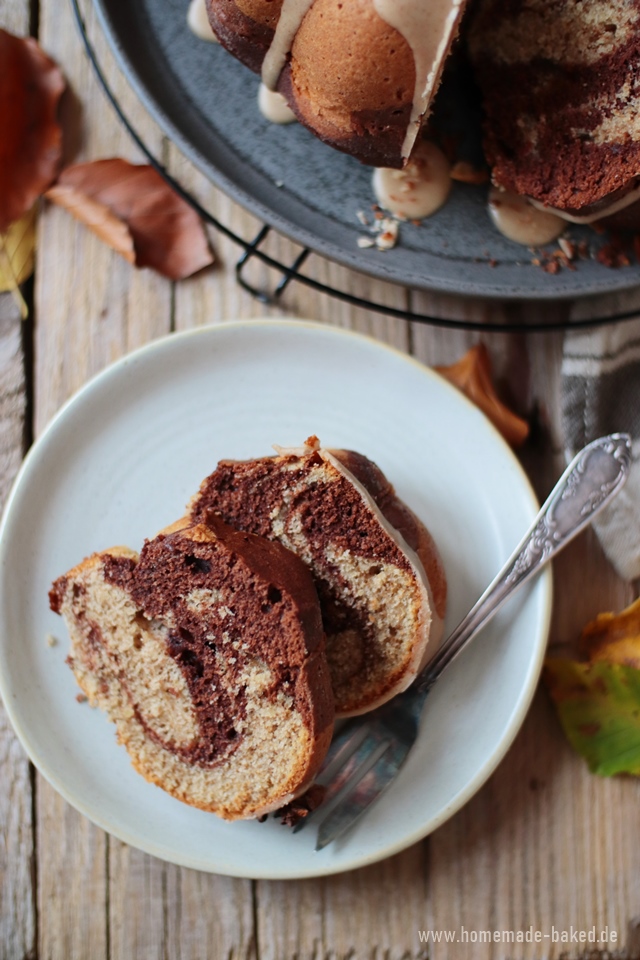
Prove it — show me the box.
[50,518,334,820]
[190,438,446,717]
[469,0,640,217]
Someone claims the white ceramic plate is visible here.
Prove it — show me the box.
[0,320,551,879]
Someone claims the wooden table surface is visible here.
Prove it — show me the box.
[2,1,640,957]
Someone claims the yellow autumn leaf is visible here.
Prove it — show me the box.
[0,206,36,318]
[580,596,640,669]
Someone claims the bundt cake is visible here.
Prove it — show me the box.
[205,0,468,168]
[189,437,447,717]
[469,0,640,221]
[49,516,334,820]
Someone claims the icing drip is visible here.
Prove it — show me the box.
[262,0,315,90]
[258,84,297,124]
[187,0,219,42]
[373,0,465,158]
[530,185,640,225]
[373,142,451,219]
[488,187,564,246]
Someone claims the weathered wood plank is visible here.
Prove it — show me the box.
[0,292,33,960]
[108,839,256,960]
[163,866,255,960]
[9,0,640,953]
[0,0,30,33]
[35,0,173,435]
[258,844,429,960]
[0,4,36,957]
[410,293,640,960]
[34,2,174,958]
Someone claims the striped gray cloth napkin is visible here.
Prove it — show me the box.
[562,319,640,581]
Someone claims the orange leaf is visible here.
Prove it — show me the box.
[436,344,530,448]
[579,596,640,669]
[46,159,214,280]
[0,29,65,233]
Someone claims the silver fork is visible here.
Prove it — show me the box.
[294,433,632,850]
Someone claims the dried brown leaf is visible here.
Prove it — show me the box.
[0,29,65,233]
[436,344,530,447]
[46,159,214,280]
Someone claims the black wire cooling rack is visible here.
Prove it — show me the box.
[72,0,640,333]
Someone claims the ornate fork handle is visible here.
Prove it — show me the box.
[415,433,632,696]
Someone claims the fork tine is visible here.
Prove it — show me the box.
[315,721,371,784]
[314,741,406,851]
[311,739,393,849]
[292,728,387,834]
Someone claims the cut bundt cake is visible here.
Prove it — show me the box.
[49,517,334,820]
[189,438,447,717]
[205,0,468,168]
[469,0,640,220]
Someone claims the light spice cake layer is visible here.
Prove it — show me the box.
[50,517,334,820]
[190,438,447,717]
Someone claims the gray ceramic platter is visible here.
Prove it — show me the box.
[93,0,640,300]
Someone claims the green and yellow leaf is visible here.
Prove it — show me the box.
[544,658,640,777]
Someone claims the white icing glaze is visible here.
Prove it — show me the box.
[187,0,219,42]
[262,0,314,90]
[261,0,464,159]
[530,184,640,225]
[258,83,297,124]
[373,0,465,158]
[488,187,564,246]
[372,142,451,219]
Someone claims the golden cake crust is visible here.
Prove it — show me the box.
[206,0,418,167]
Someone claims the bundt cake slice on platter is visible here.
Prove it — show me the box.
[49,517,334,820]
[469,0,640,225]
[205,0,468,168]
[189,437,447,717]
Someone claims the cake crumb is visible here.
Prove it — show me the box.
[376,219,399,250]
[45,633,58,647]
[76,693,88,703]
[596,237,631,268]
[450,160,489,185]
[276,783,327,827]
[356,213,399,252]
[541,259,560,274]
[558,237,575,260]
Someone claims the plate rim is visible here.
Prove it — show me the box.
[86,0,640,303]
[0,319,553,878]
